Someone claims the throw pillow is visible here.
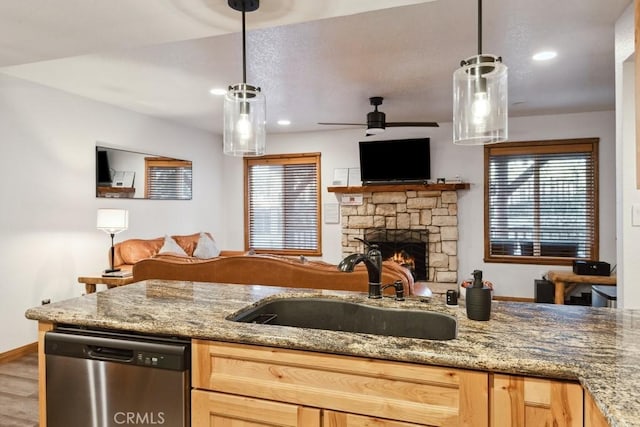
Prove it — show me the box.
[158,235,187,256]
[193,232,221,259]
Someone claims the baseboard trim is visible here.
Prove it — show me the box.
[494,296,535,303]
[0,342,38,363]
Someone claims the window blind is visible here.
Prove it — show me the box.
[246,154,320,253]
[145,159,192,200]
[485,139,598,263]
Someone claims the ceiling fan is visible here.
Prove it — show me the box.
[318,96,439,135]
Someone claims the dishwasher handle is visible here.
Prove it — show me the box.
[87,345,134,362]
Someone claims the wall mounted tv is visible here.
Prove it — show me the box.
[359,138,430,185]
[96,149,112,185]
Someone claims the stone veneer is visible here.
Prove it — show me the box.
[340,190,459,283]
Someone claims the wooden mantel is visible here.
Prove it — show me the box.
[327,183,470,193]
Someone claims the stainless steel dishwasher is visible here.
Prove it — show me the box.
[45,326,190,427]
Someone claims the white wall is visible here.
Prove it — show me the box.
[221,110,616,299]
[0,74,224,352]
[615,3,639,308]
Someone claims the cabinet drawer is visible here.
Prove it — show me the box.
[193,340,488,426]
[192,389,321,426]
[323,410,426,426]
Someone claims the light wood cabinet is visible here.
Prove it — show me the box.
[192,340,489,426]
[192,341,606,427]
[490,374,583,427]
[585,391,610,427]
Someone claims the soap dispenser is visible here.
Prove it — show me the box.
[465,270,492,321]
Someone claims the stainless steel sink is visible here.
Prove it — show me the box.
[230,298,457,340]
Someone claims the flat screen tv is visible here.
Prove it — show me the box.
[96,149,112,185]
[359,138,430,185]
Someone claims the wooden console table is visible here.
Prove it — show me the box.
[546,270,616,304]
[77,274,136,294]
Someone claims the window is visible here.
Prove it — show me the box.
[484,138,599,265]
[244,153,321,255]
[145,157,193,200]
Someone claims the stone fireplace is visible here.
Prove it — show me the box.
[339,188,460,284]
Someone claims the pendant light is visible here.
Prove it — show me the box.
[453,0,508,145]
[223,0,266,156]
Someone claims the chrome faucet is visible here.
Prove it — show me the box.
[338,238,384,298]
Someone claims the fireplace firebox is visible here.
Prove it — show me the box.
[364,229,429,281]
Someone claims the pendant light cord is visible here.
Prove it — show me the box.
[477,0,482,55]
[242,7,247,84]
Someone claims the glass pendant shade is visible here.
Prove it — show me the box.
[223,83,266,156]
[453,54,508,145]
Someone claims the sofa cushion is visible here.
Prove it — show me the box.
[193,232,221,259]
[173,233,203,256]
[159,235,188,256]
[118,238,164,265]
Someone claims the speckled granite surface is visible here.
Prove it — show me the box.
[25,280,640,427]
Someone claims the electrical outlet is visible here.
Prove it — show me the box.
[41,299,51,305]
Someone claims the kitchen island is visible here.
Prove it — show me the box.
[25,280,640,426]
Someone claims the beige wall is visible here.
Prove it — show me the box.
[615,2,639,308]
[0,74,223,353]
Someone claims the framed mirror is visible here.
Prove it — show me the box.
[96,146,192,200]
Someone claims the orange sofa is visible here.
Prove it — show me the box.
[112,233,243,272]
[112,233,414,295]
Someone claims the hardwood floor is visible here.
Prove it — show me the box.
[0,353,39,426]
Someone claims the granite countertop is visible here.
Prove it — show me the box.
[25,280,640,427]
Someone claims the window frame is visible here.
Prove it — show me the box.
[244,152,322,256]
[484,138,599,265]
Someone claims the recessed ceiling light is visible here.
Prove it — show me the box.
[209,88,227,96]
[532,51,557,61]
[277,120,291,126]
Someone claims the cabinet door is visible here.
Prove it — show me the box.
[490,374,582,427]
[585,391,610,427]
[323,410,425,427]
[192,389,321,427]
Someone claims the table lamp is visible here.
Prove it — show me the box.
[97,208,129,273]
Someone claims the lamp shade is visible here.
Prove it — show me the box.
[453,54,508,145]
[223,83,266,156]
[96,209,128,234]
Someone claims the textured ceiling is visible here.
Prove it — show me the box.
[0,0,632,136]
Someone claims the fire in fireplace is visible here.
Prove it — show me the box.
[364,229,429,281]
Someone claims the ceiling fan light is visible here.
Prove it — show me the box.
[366,127,385,135]
[224,83,266,156]
[366,108,386,135]
[453,54,508,145]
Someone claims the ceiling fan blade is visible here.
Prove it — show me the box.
[318,122,366,126]
[386,122,440,128]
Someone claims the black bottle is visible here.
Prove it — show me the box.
[465,270,491,321]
